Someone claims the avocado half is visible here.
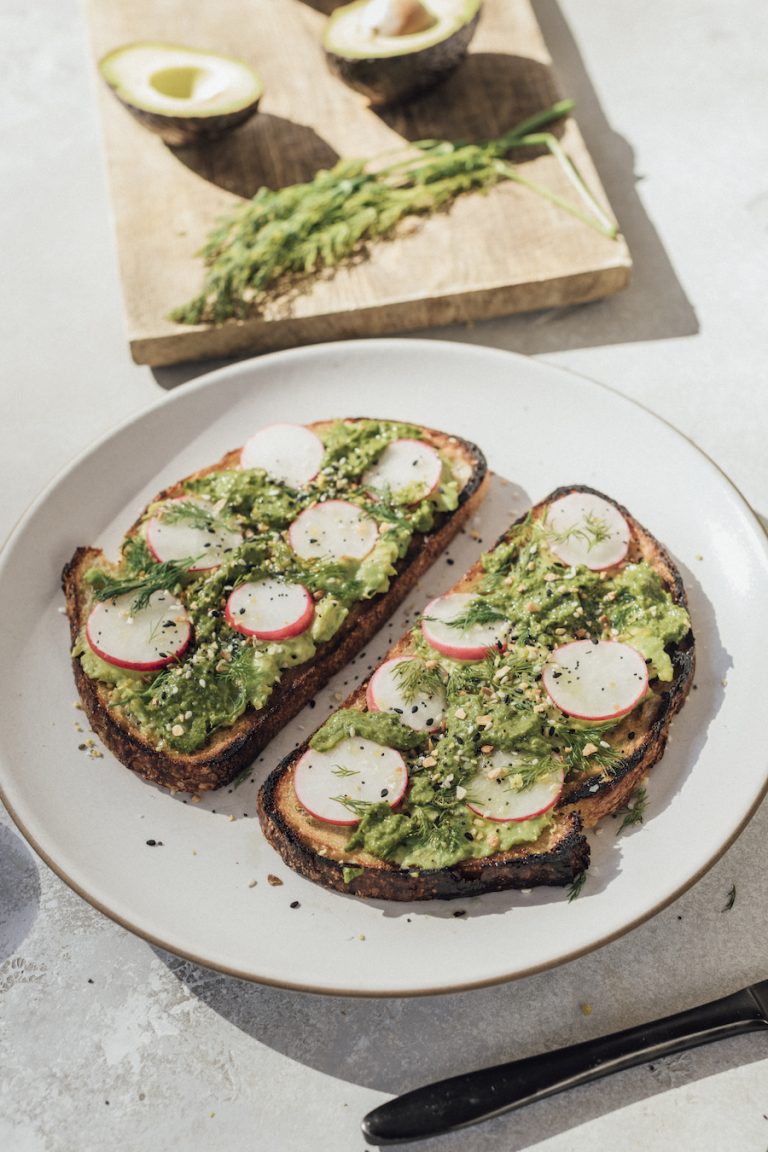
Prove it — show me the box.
[98,42,264,147]
[323,0,482,106]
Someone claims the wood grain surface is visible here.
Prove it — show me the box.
[85,0,632,366]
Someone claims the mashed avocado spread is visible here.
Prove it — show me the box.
[307,507,691,871]
[76,420,461,756]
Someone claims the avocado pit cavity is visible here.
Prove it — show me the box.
[362,0,438,38]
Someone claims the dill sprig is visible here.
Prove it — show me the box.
[331,795,374,817]
[615,784,647,834]
[170,99,617,326]
[441,598,507,632]
[358,499,411,529]
[567,870,587,901]
[161,499,239,536]
[446,654,498,694]
[558,721,620,775]
[392,658,445,705]
[547,511,611,552]
[331,765,361,778]
[86,556,197,612]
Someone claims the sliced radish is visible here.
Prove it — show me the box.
[542,639,648,721]
[293,738,408,826]
[544,492,630,571]
[366,656,446,732]
[465,750,564,823]
[86,590,191,671]
[225,578,314,641]
[146,497,242,572]
[421,592,508,661]
[240,423,324,488]
[288,500,378,562]
[362,439,442,505]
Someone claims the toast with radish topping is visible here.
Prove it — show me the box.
[258,486,695,899]
[62,418,488,793]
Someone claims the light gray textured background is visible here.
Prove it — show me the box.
[2,1,768,1149]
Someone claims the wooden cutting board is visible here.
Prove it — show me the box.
[85,0,631,366]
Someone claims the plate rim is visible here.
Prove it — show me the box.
[2,337,767,997]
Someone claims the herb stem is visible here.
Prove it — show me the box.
[497,161,617,239]
[171,99,618,326]
[513,132,616,235]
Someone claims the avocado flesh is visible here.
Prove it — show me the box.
[324,0,481,106]
[99,42,264,146]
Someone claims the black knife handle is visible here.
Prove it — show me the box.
[362,986,768,1145]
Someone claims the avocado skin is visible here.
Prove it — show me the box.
[113,94,261,147]
[325,11,480,106]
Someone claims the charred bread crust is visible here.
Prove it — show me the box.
[61,420,488,794]
[259,759,589,899]
[257,485,694,900]
[544,487,695,825]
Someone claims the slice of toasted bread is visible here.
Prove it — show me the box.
[62,419,488,794]
[258,486,695,899]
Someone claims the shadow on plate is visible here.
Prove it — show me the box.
[170,112,340,200]
[0,821,41,966]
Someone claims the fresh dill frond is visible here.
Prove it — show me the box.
[331,795,374,817]
[121,534,154,575]
[392,658,445,705]
[428,598,507,632]
[546,511,611,552]
[161,499,239,536]
[559,721,620,775]
[721,883,736,912]
[615,785,648,834]
[301,559,363,601]
[513,756,561,791]
[231,764,254,790]
[331,765,361,778]
[567,871,587,901]
[87,556,197,612]
[446,654,497,695]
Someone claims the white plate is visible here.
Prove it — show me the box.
[1,339,767,997]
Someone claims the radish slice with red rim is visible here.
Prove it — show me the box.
[293,738,408,825]
[362,439,442,504]
[225,578,314,641]
[544,492,630,571]
[366,656,446,731]
[421,592,508,661]
[542,639,649,721]
[86,590,191,671]
[464,751,564,823]
[240,423,324,488]
[146,497,242,572]
[288,500,378,562]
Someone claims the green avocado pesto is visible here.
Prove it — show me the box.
[309,502,691,873]
[76,419,461,756]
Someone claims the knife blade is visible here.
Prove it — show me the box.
[362,980,768,1145]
